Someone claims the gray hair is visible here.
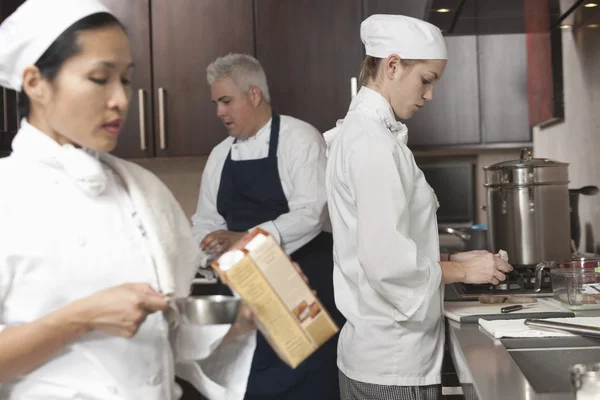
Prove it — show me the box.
[206,53,271,104]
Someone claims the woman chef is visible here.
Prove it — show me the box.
[324,15,513,400]
[0,1,255,399]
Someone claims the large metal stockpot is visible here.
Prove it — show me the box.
[484,149,571,266]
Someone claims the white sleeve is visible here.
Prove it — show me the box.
[191,151,228,244]
[256,127,327,249]
[348,137,442,322]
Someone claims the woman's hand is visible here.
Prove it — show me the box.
[449,250,488,263]
[72,283,168,338]
[458,251,513,285]
[232,303,256,337]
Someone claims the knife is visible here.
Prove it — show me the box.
[501,303,538,313]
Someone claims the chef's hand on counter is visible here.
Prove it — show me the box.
[200,230,246,256]
[71,283,169,338]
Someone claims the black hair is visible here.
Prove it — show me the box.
[18,12,125,118]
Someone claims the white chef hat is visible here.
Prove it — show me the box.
[0,0,112,91]
[361,14,447,60]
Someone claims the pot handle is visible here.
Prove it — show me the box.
[439,227,471,242]
[520,148,533,160]
[534,261,554,292]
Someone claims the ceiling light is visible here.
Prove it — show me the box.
[436,8,451,13]
[584,2,598,7]
[587,23,600,28]
[560,24,571,29]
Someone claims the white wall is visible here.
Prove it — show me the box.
[533,26,600,254]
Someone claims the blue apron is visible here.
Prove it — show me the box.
[216,113,343,399]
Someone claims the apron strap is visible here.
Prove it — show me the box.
[268,112,281,160]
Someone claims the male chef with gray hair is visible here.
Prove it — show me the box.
[192,53,344,400]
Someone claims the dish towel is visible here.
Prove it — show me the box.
[100,153,256,400]
[479,317,600,339]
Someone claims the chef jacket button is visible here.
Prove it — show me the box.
[147,375,162,385]
[77,236,86,247]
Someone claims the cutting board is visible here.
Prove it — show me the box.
[444,298,575,323]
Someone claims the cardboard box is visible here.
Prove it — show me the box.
[211,228,339,368]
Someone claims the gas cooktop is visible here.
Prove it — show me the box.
[453,266,553,300]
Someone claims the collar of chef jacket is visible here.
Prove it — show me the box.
[10,119,108,196]
[323,86,408,153]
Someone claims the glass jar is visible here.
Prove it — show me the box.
[570,363,600,400]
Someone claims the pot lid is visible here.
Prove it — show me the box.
[484,148,570,186]
[484,148,568,171]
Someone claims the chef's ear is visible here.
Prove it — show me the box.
[22,66,51,106]
[384,54,402,80]
[248,86,264,106]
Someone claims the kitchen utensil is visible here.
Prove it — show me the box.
[173,295,240,325]
[569,185,599,250]
[439,224,488,251]
[535,258,600,306]
[484,148,571,266]
[443,299,574,323]
[570,362,600,400]
[524,319,600,339]
[501,303,538,313]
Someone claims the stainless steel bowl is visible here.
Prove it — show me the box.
[174,295,240,325]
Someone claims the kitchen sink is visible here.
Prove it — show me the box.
[506,347,600,393]
[500,337,600,394]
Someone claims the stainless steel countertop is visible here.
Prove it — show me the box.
[446,297,600,400]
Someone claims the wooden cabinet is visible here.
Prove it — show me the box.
[151,0,254,157]
[408,36,481,147]
[0,0,24,154]
[101,0,254,158]
[99,0,154,158]
[254,0,362,133]
[478,34,531,143]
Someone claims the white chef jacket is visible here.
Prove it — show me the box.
[324,87,444,386]
[0,121,254,400]
[192,114,328,255]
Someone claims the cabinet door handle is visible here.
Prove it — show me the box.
[138,89,147,151]
[350,77,358,98]
[158,87,166,150]
[15,92,21,130]
[2,88,7,132]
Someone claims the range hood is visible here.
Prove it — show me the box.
[426,0,599,35]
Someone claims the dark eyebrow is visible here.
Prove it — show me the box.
[95,61,135,69]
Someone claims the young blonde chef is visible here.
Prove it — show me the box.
[192,53,343,400]
[0,1,256,399]
[324,15,514,400]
